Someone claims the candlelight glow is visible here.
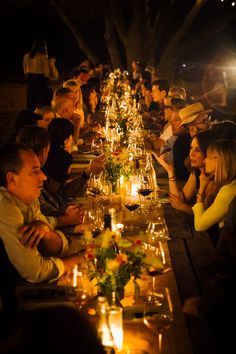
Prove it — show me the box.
[109,306,123,351]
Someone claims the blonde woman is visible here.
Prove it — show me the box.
[193,139,236,232]
[63,79,85,128]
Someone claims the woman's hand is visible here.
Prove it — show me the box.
[155,152,174,175]
[199,170,215,194]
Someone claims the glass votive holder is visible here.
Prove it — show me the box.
[108,306,123,351]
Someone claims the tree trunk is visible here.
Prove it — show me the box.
[104,18,123,69]
[49,0,99,64]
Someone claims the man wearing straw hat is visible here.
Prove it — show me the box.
[178,102,212,138]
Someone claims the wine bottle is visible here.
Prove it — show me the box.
[145,153,157,191]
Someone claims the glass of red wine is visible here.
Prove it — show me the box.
[137,170,153,197]
[145,244,164,291]
[137,171,153,214]
[123,185,140,232]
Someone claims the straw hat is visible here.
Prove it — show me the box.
[179,102,212,126]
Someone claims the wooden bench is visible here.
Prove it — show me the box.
[164,204,221,354]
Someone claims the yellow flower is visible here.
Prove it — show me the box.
[106,258,120,271]
[116,253,128,265]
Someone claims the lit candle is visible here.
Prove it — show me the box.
[108,306,123,351]
[119,175,124,187]
[73,264,78,287]
[159,241,166,266]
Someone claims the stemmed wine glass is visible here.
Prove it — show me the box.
[91,138,103,156]
[143,243,164,291]
[143,286,173,354]
[137,170,153,197]
[71,266,91,311]
[146,216,170,243]
[86,173,103,196]
[137,170,153,215]
[123,183,140,231]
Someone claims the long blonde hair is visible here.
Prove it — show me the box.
[63,79,83,109]
[207,139,236,192]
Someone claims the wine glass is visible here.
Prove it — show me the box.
[146,217,170,243]
[123,184,140,231]
[82,208,104,236]
[72,266,91,310]
[137,170,153,215]
[137,170,153,197]
[86,173,103,196]
[143,243,164,291]
[143,286,173,354]
[91,138,103,156]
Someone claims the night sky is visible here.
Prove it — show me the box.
[0,0,235,82]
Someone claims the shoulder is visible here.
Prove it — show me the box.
[0,187,24,220]
[0,187,16,205]
[219,180,236,194]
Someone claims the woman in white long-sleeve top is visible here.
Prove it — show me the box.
[23,39,58,110]
[192,139,236,237]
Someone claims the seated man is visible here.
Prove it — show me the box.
[0,144,83,283]
[16,125,84,233]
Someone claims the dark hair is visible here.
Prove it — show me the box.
[152,79,171,94]
[195,130,219,157]
[70,66,90,79]
[48,118,74,147]
[170,97,187,111]
[143,82,152,91]
[140,70,152,84]
[87,77,101,92]
[15,110,42,134]
[16,125,50,155]
[0,143,32,187]
[80,83,95,113]
[211,120,236,141]
[0,306,105,354]
[29,39,47,58]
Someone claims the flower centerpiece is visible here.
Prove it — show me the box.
[85,230,164,305]
[104,147,131,193]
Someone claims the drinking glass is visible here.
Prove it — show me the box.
[143,286,173,354]
[146,217,170,243]
[72,266,91,310]
[137,170,153,197]
[91,138,103,156]
[123,185,140,231]
[86,173,103,196]
[143,243,164,291]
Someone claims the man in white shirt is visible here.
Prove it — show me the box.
[0,144,83,283]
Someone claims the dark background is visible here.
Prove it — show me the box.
[0,0,235,83]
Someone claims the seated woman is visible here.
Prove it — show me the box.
[34,105,56,129]
[192,139,236,236]
[43,118,74,184]
[63,79,85,128]
[155,130,218,214]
